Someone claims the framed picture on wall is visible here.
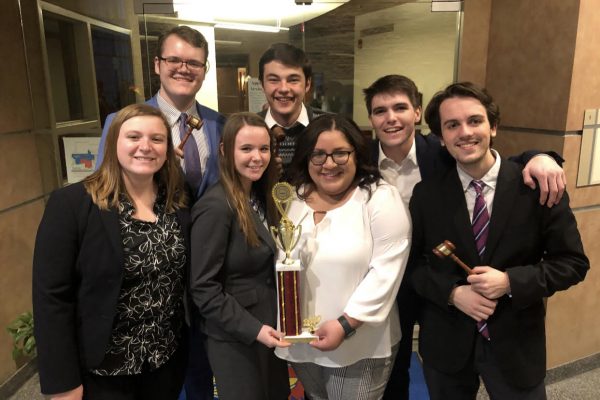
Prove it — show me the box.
[61,136,101,183]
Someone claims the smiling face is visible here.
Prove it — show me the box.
[154,34,206,111]
[261,60,311,127]
[439,96,496,178]
[308,129,356,201]
[232,124,272,193]
[369,91,421,160]
[117,115,168,183]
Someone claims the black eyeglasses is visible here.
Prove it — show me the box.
[158,56,208,71]
[310,150,354,166]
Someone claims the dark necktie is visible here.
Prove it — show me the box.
[471,180,491,341]
[179,113,202,193]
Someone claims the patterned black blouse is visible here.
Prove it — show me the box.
[92,190,186,375]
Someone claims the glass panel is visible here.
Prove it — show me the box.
[138,0,461,126]
[43,12,85,122]
[91,26,136,127]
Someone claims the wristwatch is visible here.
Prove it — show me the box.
[337,315,356,338]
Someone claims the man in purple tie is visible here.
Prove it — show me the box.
[409,82,589,400]
[97,26,224,201]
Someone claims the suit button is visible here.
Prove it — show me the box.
[266,277,272,285]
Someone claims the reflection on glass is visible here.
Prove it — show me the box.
[44,13,84,122]
[91,27,136,126]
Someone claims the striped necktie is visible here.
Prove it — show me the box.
[471,180,491,341]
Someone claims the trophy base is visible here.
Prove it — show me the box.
[284,331,319,344]
[276,260,302,272]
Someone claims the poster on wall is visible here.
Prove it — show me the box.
[248,77,267,113]
[62,136,101,183]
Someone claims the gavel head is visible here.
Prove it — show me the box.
[186,115,203,130]
[271,126,286,144]
[432,240,456,259]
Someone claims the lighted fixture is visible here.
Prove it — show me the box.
[214,21,289,33]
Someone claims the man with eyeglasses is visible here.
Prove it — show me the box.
[362,75,567,400]
[97,26,224,202]
[97,26,222,400]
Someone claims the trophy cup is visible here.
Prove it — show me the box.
[270,182,320,343]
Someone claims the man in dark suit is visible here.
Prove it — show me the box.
[257,43,327,174]
[409,82,588,399]
[363,75,568,399]
[97,26,222,400]
[97,26,224,202]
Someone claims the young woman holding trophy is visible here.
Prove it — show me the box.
[188,112,290,400]
[275,114,412,400]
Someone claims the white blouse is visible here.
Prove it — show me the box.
[275,182,411,367]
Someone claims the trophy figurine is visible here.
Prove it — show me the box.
[270,182,320,343]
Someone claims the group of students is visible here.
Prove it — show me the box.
[32,25,588,400]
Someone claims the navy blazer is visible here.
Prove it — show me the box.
[410,159,588,388]
[32,183,191,395]
[96,95,225,200]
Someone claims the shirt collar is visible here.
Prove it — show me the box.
[378,138,418,169]
[457,149,502,192]
[264,103,309,129]
[156,92,199,126]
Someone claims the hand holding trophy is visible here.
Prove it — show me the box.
[270,182,320,343]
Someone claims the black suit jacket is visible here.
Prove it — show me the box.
[189,183,279,345]
[409,159,588,388]
[32,182,190,395]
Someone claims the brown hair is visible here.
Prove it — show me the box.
[84,103,187,211]
[219,112,278,246]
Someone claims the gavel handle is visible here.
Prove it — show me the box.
[450,254,474,275]
[178,121,205,151]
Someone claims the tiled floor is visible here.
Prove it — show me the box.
[9,367,600,400]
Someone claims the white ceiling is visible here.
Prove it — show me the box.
[171,0,350,28]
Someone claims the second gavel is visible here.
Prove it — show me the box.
[178,115,204,151]
[432,240,474,275]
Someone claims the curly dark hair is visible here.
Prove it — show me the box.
[288,114,381,200]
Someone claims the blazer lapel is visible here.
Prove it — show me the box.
[482,159,519,265]
[253,211,277,255]
[100,207,124,267]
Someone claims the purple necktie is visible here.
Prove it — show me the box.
[471,180,491,341]
[179,113,202,193]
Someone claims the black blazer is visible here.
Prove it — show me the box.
[32,183,190,395]
[189,183,279,345]
[409,159,588,388]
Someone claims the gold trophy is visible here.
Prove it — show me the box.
[270,182,320,343]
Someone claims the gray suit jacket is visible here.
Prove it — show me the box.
[188,182,279,344]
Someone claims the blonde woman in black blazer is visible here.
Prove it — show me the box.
[189,113,290,400]
[33,104,189,400]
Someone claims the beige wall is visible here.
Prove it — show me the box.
[352,2,457,126]
[462,0,600,369]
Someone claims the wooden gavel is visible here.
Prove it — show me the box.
[432,240,474,275]
[178,115,204,151]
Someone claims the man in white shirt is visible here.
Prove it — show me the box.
[362,75,567,400]
[409,81,587,399]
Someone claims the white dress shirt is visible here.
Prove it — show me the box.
[156,93,210,174]
[456,149,502,221]
[275,182,411,367]
[378,139,422,208]
[264,103,310,129]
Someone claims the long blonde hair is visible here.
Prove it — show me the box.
[84,103,187,211]
[219,112,277,246]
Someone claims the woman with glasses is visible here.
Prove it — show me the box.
[33,104,189,400]
[189,113,291,400]
[275,114,412,400]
